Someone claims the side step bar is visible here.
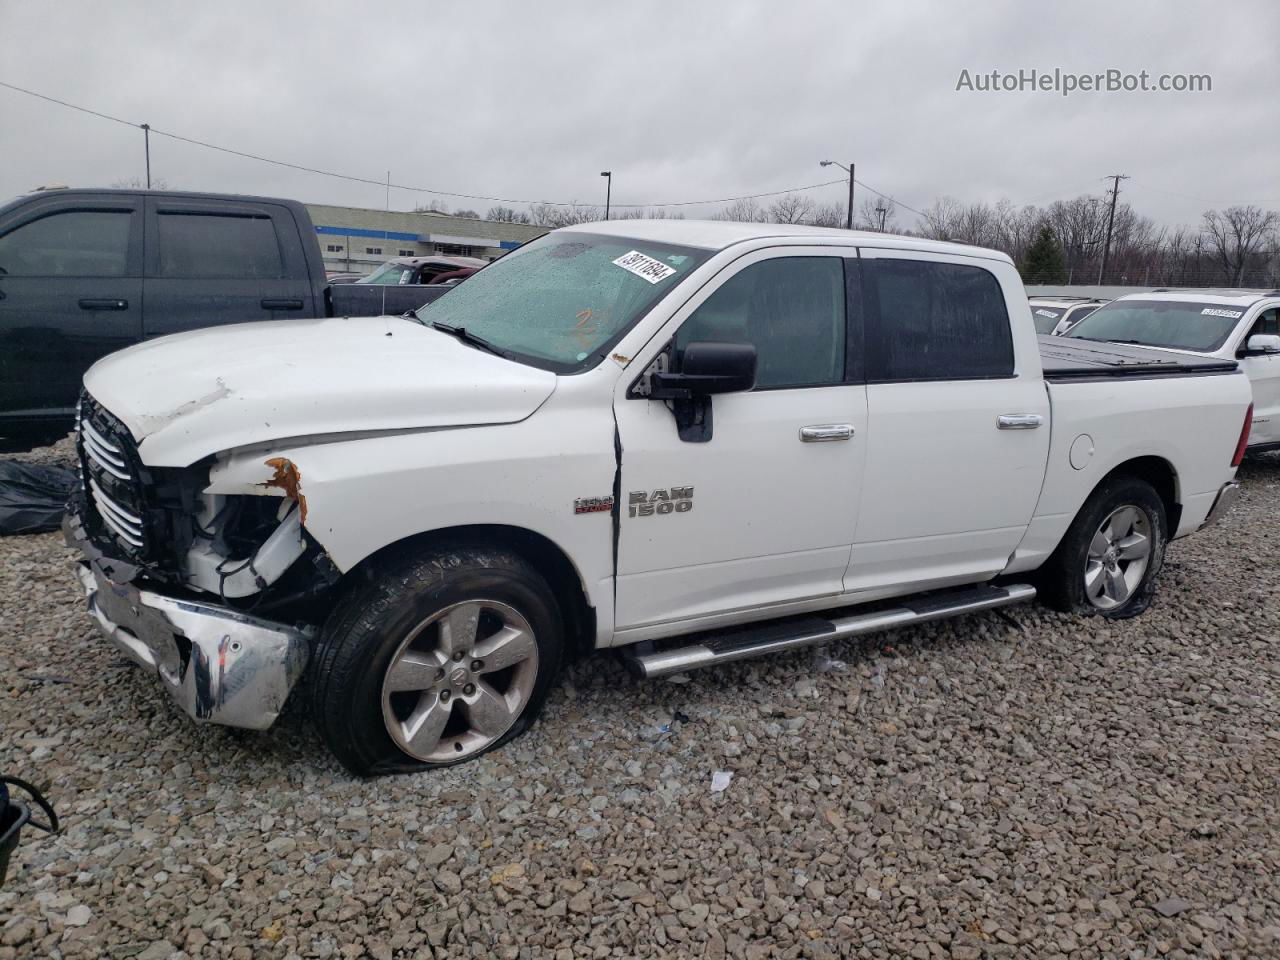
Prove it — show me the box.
[625,583,1036,679]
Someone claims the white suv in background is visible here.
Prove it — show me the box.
[1028,296,1108,336]
[1066,289,1280,451]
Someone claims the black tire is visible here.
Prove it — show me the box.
[1038,475,1168,619]
[309,543,565,776]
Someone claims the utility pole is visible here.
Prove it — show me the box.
[819,160,855,229]
[385,171,390,211]
[141,123,151,188]
[1097,174,1129,284]
[600,171,612,219]
[875,203,888,232]
[846,162,855,230]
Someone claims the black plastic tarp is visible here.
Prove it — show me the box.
[0,461,76,535]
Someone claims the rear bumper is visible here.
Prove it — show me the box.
[65,513,312,731]
[1202,480,1240,528]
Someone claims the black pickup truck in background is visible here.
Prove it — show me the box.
[0,188,486,445]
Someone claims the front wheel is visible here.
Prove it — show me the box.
[309,544,564,775]
[1039,476,1168,619]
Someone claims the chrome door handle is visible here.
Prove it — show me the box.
[800,423,855,442]
[997,414,1043,430]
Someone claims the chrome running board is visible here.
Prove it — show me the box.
[625,583,1036,679]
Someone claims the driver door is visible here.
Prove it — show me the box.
[613,249,868,637]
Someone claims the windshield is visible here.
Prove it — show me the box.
[1030,305,1065,334]
[357,261,416,285]
[413,231,710,372]
[1066,299,1246,352]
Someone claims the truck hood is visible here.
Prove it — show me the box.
[83,315,558,467]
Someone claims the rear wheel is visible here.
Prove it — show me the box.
[1039,476,1167,619]
[309,544,564,775]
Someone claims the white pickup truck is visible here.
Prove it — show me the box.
[1064,289,1280,452]
[66,222,1253,774]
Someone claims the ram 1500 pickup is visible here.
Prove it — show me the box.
[0,189,489,443]
[64,221,1252,774]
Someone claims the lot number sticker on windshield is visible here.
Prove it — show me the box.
[1034,309,1059,318]
[613,250,677,284]
[1202,307,1244,319]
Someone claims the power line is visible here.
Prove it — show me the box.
[853,178,928,219]
[0,79,845,209]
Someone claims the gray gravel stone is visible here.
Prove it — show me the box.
[1,438,1278,957]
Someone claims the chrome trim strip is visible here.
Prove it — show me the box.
[88,479,143,526]
[81,420,126,461]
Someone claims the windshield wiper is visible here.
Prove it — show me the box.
[430,320,507,358]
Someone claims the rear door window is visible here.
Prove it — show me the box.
[863,259,1014,381]
[156,213,283,278]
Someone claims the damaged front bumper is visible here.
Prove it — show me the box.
[65,513,313,731]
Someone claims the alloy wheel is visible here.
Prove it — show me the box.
[380,600,539,762]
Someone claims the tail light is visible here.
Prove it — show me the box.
[1231,403,1253,467]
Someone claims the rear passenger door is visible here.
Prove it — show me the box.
[0,195,143,424]
[846,250,1050,596]
[143,197,316,337]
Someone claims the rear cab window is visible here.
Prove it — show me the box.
[862,258,1014,381]
[156,213,283,278]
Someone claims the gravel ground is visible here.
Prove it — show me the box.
[1,441,1278,959]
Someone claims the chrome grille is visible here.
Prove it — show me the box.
[77,393,150,557]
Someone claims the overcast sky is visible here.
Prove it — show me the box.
[1,0,1275,229]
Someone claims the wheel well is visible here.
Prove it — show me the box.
[348,525,596,660]
[1101,456,1181,532]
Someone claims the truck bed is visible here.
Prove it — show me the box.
[1038,336,1238,380]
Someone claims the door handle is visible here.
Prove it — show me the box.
[800,423,855,442]
[78,298,128,311]
[997,414,1044,430]
[261,298,304,310]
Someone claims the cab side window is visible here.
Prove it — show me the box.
[863,259,1014,381]
[674,257,846,389]
[0,210,133,277]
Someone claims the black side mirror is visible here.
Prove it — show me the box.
[651,341,757,398]
[648,341,756,443]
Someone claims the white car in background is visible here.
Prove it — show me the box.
[1028,296,1108,336]
[1066,289,1280,451]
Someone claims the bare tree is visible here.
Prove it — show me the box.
[920,197,963,240]
[611,208,685,220]
[806,203,846,228]
[766,194,814,224]
[112,177,168,190]
[1202,205,1279,285]
[856,197,899,233]
[486,205,532,224]
[453,208,480,219]
[527,203,601,228]
[714,198,768,222]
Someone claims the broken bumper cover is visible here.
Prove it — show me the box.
[65,516,312,731]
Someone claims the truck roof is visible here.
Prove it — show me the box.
[3,186,314,216]
[1117,288,1280,306]
[560,219,1013,263]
